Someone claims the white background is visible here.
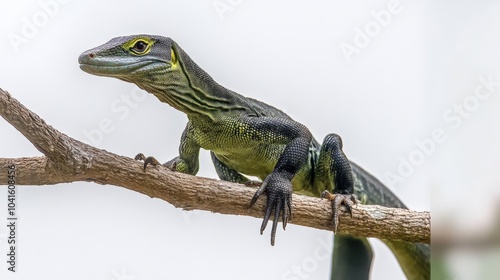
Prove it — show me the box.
[1,0,499,279]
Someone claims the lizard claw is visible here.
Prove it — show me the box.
[134,153,161,171]
[250,172,292,246]
[321,190,357,234]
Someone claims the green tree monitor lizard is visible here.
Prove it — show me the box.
[78,35,429,279]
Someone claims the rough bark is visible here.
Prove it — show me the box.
[0,88,430,244]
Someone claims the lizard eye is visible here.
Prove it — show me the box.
[131,40,148,53]
[125,38,154,55]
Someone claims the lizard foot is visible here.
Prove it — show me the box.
[321,190,358,234]
[134,153,161,171]
[249,172,292,246]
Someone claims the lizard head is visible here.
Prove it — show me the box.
[79,34,232,116]
[78,35,180,85]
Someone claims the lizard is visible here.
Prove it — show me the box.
[78,34,430,279]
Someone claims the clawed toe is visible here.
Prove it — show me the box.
[134,153,161,171]
[322,191,357,233]
[249,172,292,246]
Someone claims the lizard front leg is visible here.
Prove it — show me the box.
[244,117,312,246]
[136,122,200,175]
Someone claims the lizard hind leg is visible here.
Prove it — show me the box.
[210,152,252,184]
[210,151,263,187]
[316,133,357,233]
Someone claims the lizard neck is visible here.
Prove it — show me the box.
[133,43,247,121]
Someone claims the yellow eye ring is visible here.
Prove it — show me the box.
[124,38,154,55]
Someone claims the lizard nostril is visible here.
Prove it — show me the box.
[89,53,96,59]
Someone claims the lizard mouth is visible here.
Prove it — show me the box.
[78,53,167,77]
[79,60,154,76]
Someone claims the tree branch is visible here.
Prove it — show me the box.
[0,88,430,244]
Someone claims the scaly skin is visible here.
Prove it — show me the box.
[78,35,429,279]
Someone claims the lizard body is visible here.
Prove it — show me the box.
[79,35,429,279]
